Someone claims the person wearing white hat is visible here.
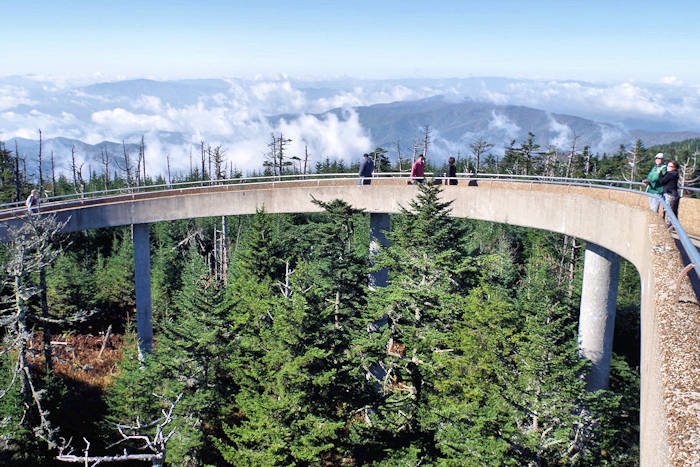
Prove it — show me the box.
[642,153,666,212]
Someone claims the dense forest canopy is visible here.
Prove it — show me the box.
[1,130,685,465]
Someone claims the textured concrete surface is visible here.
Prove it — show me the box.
[1,179,698,465]
[578,242,620,392]
[648,217,700,466]
[133,223,153,358]
[369,212,390,288]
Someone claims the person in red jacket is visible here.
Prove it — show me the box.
[411,154,425,184]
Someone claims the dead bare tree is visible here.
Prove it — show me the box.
[50,151,57,196]
[200,140,206,183]
[621,139,645,189]
[56,393,182,467]
[140,136,146,184]
[208,145,212,182]
[71,145,78,194]
[14,140,21,202]
[303,144,310,175]
[565,132,580,178]
[469,138,494,175]
[101,149,111,191]
[582,145,592,177]
[678,151,700,195]
[212,145,226,180]
[422,125,431,161]
[76,163,86,198]
[38,129,44,193]
[166,153,172,187]
[0,214,74,449]
[542,145,558,177]
[396,140,403,172]
[115,141,134,192]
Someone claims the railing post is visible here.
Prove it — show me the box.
[578,241,620,391]
[132,223,153,359]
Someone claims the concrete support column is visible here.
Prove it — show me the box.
[369,213,390,288]
[578,241,620,391]
[132,223,153,359]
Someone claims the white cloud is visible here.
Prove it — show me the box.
[311,85,441,112]
[488,111,520,140]
[0,109,82,141]
[596,124,625,154]
[0,85,36,111]
[277,109,372,162]
[660,76,683,86]
[249,80,306,113]
[131,95,162,113]
[91,108,175,134]
[547,115,572,149]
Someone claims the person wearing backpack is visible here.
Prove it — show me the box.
[25,189,40,214]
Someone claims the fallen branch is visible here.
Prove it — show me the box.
[96,325,112,361]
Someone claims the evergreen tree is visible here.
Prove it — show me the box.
[216,199,372,465]
[150,221,184,321]
[232,207,285,285]
[102,332,161,452]
[46,252,96,319]
[151,247,228,465]
[94,233,135,315]
[357,184,480,458]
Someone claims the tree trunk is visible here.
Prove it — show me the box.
[38,129,44,192]
[51,151,57,196]
[221,216,228,285]
[14,140,21,202]
[40,266,52,373]
[71,145,78,194]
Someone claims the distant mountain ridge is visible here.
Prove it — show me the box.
[5,93,700,174]
[299,96,700,155]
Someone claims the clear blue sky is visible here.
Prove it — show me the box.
[3,0,699,83]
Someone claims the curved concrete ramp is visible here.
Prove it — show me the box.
[1,178,697,465]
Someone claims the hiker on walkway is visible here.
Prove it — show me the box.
[642,153,666,212]
[26,189,40,214]
[658,160,679,227]
[358,153,374,185]
[410,154,426,184]
[446,156,458,185]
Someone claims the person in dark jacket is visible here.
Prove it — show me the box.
[658,160,679,226]
[358,153,374,185]
[446,156,458,185]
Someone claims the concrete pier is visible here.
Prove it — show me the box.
[132,223,153,358]
[369,212,390,288]
[578,241,620,391]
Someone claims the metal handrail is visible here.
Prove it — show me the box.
[3,174,698,280]
[3,171,680,210]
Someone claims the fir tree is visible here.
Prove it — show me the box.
[357,184,479,455]
[151,246,228,465]
[94,233,134,314]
